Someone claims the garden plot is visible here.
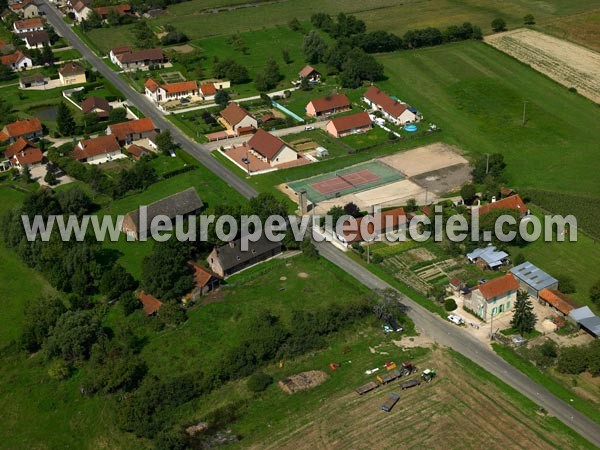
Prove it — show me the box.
[485,28,600,103]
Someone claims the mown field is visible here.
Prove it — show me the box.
[86,0,600,47]
[540,9,600,51]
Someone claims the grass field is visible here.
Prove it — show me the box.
[540,9,600,51]
[85,0,600,47]
[375,41,600,197]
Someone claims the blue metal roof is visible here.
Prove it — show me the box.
[467,246,508,268]
[569,306,595,322]
[579,316,600,337]
[510,262,558,292]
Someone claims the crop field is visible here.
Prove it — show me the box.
[485,29,600,103]
[375,41,600,198]
[246,349,590,450]
[540,9,600,52]
[85,0,600,49]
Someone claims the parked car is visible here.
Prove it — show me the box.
[447,314,464,325]
[387,319,403,332]
[304,125,315,131]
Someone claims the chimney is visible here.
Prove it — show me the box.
[298,189,308,215]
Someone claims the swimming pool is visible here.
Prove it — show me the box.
[404,124,418,132]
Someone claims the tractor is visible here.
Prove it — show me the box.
[421,369,436,383]
[400,361,418,376]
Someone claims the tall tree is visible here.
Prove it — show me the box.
[510,290,536,335]
[56,101,76,136]
[214,89,230,109]
[154,130,174,155]
[302,30,328,64]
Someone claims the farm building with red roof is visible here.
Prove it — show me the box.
[326,111,372,138]
[306,93,350,117]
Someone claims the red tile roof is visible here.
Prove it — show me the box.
[539,289,579,315]
[117,48,165,64]
[299,65,319,78]
[108,118,155,141]
[110,45,131,55]
[477,274,519,301]
[144,77,160,93]
[12,147,42,166]
[200,82,216,96]
[363,86,408,119]
[81,96,110,114]
[94,4,131,15]
[59,62,85,76]
[307,93,350,114]
[188,261,219,288]
[220,102,251,127]
[247,129,288,161]
[1,50,30,66]
[138,291,163,316]
[162,80,198,94]
[1,117,41,139]
[476,194,527,216]
[342,207,408,242]
[126,144,149,159]
[14,18,43,30]
[73,134,121,160]
[5,137,37,158]
[328,111,372,133]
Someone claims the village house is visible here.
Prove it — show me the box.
[58,62,87,86]
[199,82,217,101]
[466,245,510,270]
[9,0,39,19]
[299,65,320,83]
[107,117,156,144]
[81,96,111,119]
[109,46,166,70]
[144,78,199,103]
[126,144,150,160]
[363,86,419,125]
[510,261,558,299]
[22,31,50,49]
[72,1,92,22]
[73,134,122,164]
[93,4,132,20]
[121,187,203,240]
[19,72,48,88]
[463,274,520,321]
[326,111,372,138]
[474,194,529,217]
[0,117,43,143]
[138,291,163,316]
[1,50,32,71]
[220,102,257,132]
[207,235,283,277]
[306,93,350,117]
[335,207,409,246]
[4,137,43,170]
[538,288,579,317]
[182,261,221,303]
[246,129,298,167]
[13,17,43,34]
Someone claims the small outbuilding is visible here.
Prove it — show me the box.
[510,261,558,299]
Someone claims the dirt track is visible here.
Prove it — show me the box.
[485,29,600,103]
[249,349,588,450]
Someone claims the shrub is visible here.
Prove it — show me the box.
[247,372,273,393]
[444,298,457,311]
[47,359,71,381]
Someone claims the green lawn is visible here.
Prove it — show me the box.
[86,0,600,45]
[376,41,600,197]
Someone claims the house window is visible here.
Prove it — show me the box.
[506,301,510,310]
[491,307,497,316]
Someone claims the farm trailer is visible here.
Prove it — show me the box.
[381,393,400,412]
[355,381,379,395]
[400,379,420,390]
[377,369,402,384]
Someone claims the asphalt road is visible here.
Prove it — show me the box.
[316,242,600,448]
[40,2,600,445]
[39,1,257,200]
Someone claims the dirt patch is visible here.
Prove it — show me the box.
[379,142,469,178]
[410,163,472,195]
[280,276,287,281]
[485,28,600,103]
[169,44,196,53]
[278,370,329,394]
[253,349,586,449]
[297,272,309,279]
[392,334,435,349]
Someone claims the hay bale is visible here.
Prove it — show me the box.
[278,370,329,394]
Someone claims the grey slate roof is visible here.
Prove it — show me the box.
[578,316,600,337]
[569,306,595,322]
[510,261,558,292]
[125,187,203,234]
[467,245,508,268]
[213,234,282,271]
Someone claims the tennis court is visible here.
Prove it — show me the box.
[288,161,405,204]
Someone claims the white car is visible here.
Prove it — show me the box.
[304,125,315,131]
[447,314,464,325]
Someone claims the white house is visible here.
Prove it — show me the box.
[73,1,93,22]
[73,135,122,164]
[463,274,520,321]
[13,18,44,34]
[363,86,419,125]
[220,102,257,132]
[1,51,32,71]
[246,129,297,167]
[144,78,199,103]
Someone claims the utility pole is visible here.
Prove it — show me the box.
[522,100,528,126]
[367,239,371,264]
[489,309,495,340]
[485,153,490,174]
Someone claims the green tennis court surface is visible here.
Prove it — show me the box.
[288,161,405,203]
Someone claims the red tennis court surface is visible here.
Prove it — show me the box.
[311,169,380,195]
